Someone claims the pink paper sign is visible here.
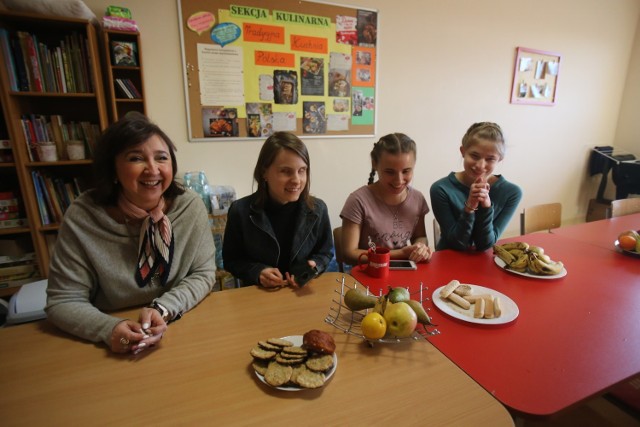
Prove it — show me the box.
[187,11,215,36]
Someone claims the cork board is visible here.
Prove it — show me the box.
[177,0,378,141]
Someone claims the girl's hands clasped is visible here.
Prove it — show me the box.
[467,176,491,210]
[402,242,432,263]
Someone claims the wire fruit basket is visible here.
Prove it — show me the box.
[324,275,440,346]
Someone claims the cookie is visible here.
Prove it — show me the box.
[258,340,282,351]
[250,346,277,360]
[305,354,334,372]
[267,338,294,348]
[275,354,305,365]
[264,361,293,387]
[294,367,325,388]
[453,284,472,296]
[281,346,307,356]
[252,360,269,376]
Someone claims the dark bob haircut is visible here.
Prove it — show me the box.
[91,112,184,206]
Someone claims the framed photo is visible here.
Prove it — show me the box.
[110,40,138,66]
[510,47,561,106]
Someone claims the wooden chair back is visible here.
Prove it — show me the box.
[520,203,562,235]
[609,198,640,218]
[333,226,344,272]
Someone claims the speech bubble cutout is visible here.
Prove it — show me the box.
[211,22,241,47]
[187,11,215,36]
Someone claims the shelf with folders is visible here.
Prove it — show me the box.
[0,10,108,280]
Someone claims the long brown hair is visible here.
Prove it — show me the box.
[368,133,416,184]
[252,131,314,209]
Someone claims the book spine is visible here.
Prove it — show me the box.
[0,29,18,91]
[60,39,75,93]
[0,212,20,220]
[11,33,31,92]
[43,175,63,222]
[0,205,19,213]
[55,47,67,93]
[31,170,50,225]
[15,32,32,90]
[0,198,18,207]
[37,172,57,224]
[0,218,27,229]
[21,32,43,92]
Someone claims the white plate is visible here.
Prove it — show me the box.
[432,284,519,325]
[493,256,567,279]
[615,240,640,258]
[254,335,338,391]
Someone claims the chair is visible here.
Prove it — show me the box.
[520,203,562,235]
[333,226,344,272]
[433,218,441,249]
[609,198,640,218]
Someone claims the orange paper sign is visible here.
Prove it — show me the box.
[290,35,328,54]
[243,23,285,44]
[255,51,295,67]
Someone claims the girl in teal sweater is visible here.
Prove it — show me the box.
[430,122,522,251]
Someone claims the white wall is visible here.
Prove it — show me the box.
[82,0,640,242]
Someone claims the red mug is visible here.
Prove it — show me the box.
[358,247,390,279]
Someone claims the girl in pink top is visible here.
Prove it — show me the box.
[340,133,432,265]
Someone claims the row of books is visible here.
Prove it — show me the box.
[0,28,93,93]
[20,114,99,162]
[31,171,83,225]
[115,78,142,99]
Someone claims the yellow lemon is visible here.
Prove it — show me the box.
[361,312,387,340]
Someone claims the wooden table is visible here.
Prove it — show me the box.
[352,226,640,418]
[551,212,640,251]
[0,272,513,426]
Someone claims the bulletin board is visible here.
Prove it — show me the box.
[177,0,379,141]
[510,47,561,106]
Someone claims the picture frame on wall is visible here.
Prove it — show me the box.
[510,46,561,106]
[110,40,138,66]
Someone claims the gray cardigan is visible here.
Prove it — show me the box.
[46,190,216,345]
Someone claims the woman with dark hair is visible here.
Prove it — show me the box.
[45,112,216,354]
[222,131,332,288]
[430,122,522,251]
[340,133,432,266]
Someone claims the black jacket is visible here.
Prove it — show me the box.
[222,193,333,286]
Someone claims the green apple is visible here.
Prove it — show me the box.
[383,301,417,338]
[636,236,640,253]
[387,286,410,303]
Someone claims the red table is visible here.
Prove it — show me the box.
[351,228,640,417]
[551,212,640,251]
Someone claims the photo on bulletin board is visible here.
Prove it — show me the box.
[510,46,561,106]
[177,0,378,141]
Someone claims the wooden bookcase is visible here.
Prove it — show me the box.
[0,11,108,290]
[101,29,146,121]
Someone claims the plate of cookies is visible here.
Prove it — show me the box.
[432,280,519,325]
[250,330,337,391]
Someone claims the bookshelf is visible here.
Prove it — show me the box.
[101,29,146,121]
[0,10,108,287]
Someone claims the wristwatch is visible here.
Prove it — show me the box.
[150,301,170,322]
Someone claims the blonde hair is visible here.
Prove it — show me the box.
[461,122,505,160]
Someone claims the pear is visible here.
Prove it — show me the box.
[387,286,410,303]
[344,288,378,311]
[405,299,436,326]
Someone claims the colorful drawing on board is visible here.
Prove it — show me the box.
[303,101,327,134]
[300,57,324,96]
[202,107,239,137]
[273,70,298,104]
[211,22,241,47]
[336,15,357,45]
[187,11,215,35]
[246,102,273,137]
[356,10,377,47]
